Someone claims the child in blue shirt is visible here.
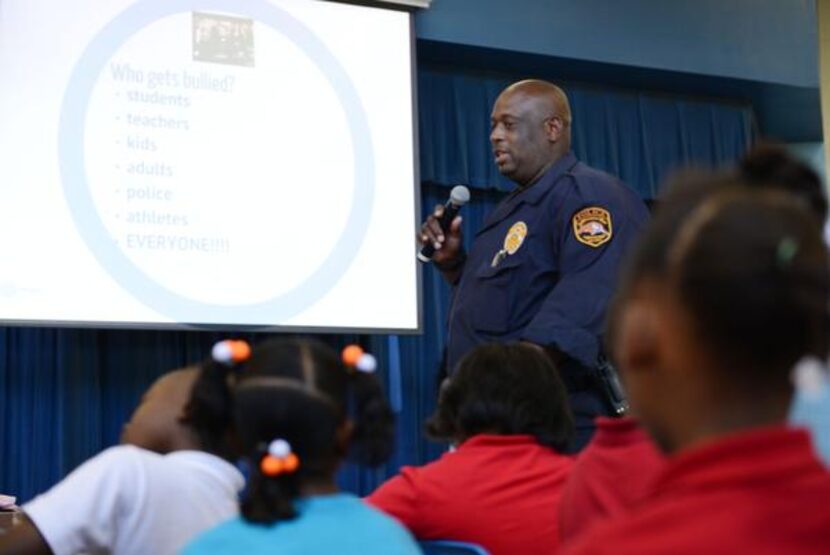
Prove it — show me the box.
[182,338,419,555]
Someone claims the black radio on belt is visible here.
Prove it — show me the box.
[596,356,629,415]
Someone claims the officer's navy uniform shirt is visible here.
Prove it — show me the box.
[446,152,649,373]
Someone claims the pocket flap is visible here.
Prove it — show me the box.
[475,252,523,279]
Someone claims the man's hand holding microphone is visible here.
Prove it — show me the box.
[418,185,469,284]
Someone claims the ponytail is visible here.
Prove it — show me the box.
[183,340,250,459]
[241,438,302,523]
[234,383,339,524]
[341,345,395,466]
[346,370,395,466]
[242,469,300,523]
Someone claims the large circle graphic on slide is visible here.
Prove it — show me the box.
[58,0,374,325]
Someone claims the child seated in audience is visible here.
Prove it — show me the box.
[558,415,664,546]
[182,338,420,555]
[367,342,575,555]
[559,263,667,547]
[737,143,830,467]
[0,363,245,555]
[565,177,830,554]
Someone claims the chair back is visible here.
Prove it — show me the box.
[419,540,490,555]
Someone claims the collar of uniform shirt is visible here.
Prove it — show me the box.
[506,151,579,206]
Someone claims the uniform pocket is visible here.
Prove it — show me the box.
[470,254,522,334]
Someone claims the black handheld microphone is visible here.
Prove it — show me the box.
[418,185,470,263]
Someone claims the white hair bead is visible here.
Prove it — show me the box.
[211,341,233,364]
[268,439,292,458]
[356,353,377,373]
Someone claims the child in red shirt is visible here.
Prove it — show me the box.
[558,416,664,546]
[566,175,830,554]
[368,343,575,555]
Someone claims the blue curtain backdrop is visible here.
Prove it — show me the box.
[418,68,755,198]
[0,67,755,502]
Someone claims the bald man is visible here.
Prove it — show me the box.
[0,367,244,555]
[421,80,649,449]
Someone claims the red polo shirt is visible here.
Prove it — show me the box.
[564,427,830,555]
[367,434,574,555]
[559,417,665,547]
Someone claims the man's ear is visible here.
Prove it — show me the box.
[615,302,661,377]
[545,116,565,143]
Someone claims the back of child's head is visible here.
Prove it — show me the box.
[230,338,394,524]
[426,342,574,451]
[739,143,827,223]
[620,145,825,299]
[182,338,334,460]
[121,366,202,454]
[669,188,829,386]
[620,175,830,390]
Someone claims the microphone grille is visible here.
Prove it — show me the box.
[450,185,471,206]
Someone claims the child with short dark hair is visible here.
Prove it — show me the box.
[368,342,575,555]
[0,365,245,555]
[182,338,420,555]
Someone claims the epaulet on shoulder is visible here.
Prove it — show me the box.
[568,164,626,205]
[570,162,620,186]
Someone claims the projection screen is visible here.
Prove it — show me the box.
[0,0,420,332]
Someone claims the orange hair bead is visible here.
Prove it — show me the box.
[341,344,364,367]
[260,455,283,476]
[230,340,251,362]
[212,339,251,365]
[283,453,300,473]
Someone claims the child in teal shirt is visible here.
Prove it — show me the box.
[182,339,420,555]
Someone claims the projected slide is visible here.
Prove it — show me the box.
[0,0,418,330]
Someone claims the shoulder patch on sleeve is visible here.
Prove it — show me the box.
[572,206,613,247]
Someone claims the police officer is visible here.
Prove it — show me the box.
[420,79,649,449]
